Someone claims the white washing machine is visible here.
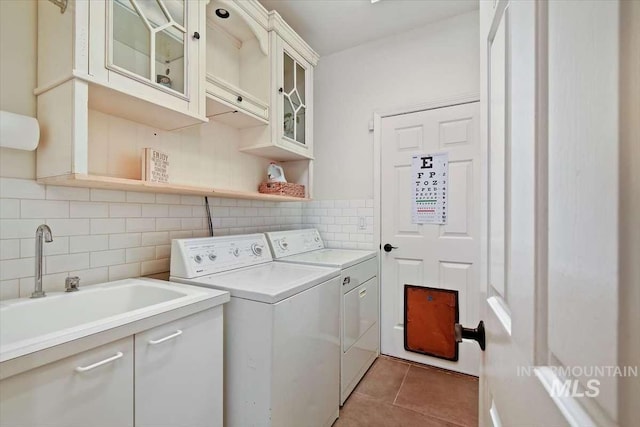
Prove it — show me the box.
[169,233,341,427]
[264,229,379,405]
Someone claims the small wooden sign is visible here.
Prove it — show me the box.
[141,148,169,183]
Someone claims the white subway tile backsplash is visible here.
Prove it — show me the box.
[141,231,169,246]
[126,218,155,232]
[0,199,20,218]
[0,279,19,300]
[156,193,181,204]
[192,206,206,218]
[109,233,141,249]
[212,207,229,217]
[47,186,90,201]
[109,203,142,218]
[126,246,156,263]
[169,205,192,217]
[169,230,192,240]
[156,245,171,259]
[70,267,109,286]
[1,239,20,260]
[142,204,169,218]
[46,253,90,274]
[90,249,125,268]
[70,235,109,253]
[141,258,170,276]
[181,218,202,230]
[91,189,126,202]
[180,195,203,205]
[0,219,44,239]
[109,263,140,281]
[156,217,181,231]
[91,218,125,234]
[0,177,375,300]
[21,200,68,218]
[0,178,45,199]
[20,236,69,258]
[126,191,155,203]
[1,257,34,280]
[47,219,91,236]
[70,201,109,218]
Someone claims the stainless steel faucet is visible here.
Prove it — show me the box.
[32,224,53,298]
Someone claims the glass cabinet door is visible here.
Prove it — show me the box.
[282,51,307,145]
[110,0,187,96]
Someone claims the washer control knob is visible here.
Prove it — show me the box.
[232,248,240,257]
[194,255,203,264]
[208,253,217,261]
[251,244,263,256]
[314,236,320,242]
[278,239,288,250]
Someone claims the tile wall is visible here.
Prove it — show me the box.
[0,177,375,300]
[301,199,375,250]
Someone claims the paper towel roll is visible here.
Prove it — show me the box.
[0,110,40,151]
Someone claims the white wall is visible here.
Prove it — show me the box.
[0,0,37,179]
[313,10,479,200]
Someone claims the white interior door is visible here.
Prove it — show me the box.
[479,1,623,426]
[380,101,481,376]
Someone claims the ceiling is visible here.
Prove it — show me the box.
[258,0,479,56]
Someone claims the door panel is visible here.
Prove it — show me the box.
[479,1,621,425]
[380,101,481,376]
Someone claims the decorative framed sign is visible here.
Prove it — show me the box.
[411,152,448,224]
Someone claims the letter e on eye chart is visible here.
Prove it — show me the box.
[411,153,448,225]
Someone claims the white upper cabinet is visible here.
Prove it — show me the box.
[204,0,270,128]
[37,0,207,130]
[238,9,319,161]
[272,33,314,158]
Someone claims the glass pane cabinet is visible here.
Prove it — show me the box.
[110,0,188,96]
[276,36,313,157]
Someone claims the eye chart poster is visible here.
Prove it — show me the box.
[411,153,448,224]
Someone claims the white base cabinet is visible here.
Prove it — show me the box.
[0,307,223,427]
[135,307,223,427]
[0,337,134,427]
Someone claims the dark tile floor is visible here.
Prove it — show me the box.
[334,355,479,427]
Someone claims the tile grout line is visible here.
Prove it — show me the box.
[392,363,411,405]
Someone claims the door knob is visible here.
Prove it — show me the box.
[383,243,398,252]
[455,320,486,351]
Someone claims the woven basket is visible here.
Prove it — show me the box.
[259,182,306,198]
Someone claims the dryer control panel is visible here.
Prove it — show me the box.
[170,234,272,278]
[265,229,324,259]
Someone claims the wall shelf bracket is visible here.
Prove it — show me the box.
[48,0,68,14]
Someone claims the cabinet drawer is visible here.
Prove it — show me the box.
[341,256,377,294]
[0,337,134,427]
[343,277,378,352]
[206,75,269,121]
[341,322,378,405]
[135,306,223,427]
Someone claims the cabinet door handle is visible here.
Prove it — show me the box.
[237,95,243,102]
[359,288,367,298]
[193,31,200,40]
[75,352,124,372]
[149,329,183,345]
[343,276,351,286]
[278,87,283,93]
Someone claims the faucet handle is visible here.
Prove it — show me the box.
[65,276,80,292]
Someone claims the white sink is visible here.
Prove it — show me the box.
[0,278,229,363]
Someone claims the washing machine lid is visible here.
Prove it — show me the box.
[277,248,377,269]
[184,262,340,304]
